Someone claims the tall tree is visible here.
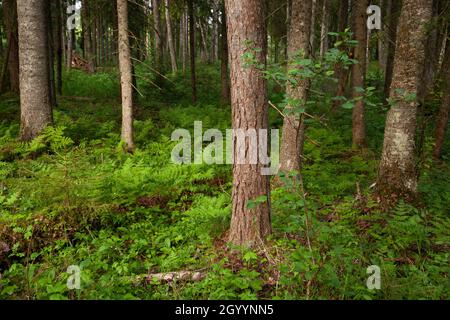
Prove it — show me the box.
[152,0,164,82]
[280,0,313,174]
[376,0,433,204]
[383,0,402,101]
[319,0,330,58]
[351,0,367,148]
[219,3,230,104]
[165,0,178,73]
[3,0,19,93]
[117,0,134,151]
[225,0,271,246]
[17,0,53,141]
[188,0,197,103]
[82,0,95,73]
[433,37,450,159]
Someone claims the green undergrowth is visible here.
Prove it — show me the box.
[0,64,448,300]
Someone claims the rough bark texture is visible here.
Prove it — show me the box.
[165,0,178,73]
[376,0,433,204]
[225,0,271,247]
[117,0,134,151]
[220,6,230,104]
[351,0,367,148]
[3,0,20,93]
[17,0,53,141]
[280,0,313,174]
[433,37,450,159]
[383,0,402,101]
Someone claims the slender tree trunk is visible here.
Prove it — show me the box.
[47,0,57,107]
[55,0,63,95]
[188,0,197,103]
[165,0,178,73]
[3,0,20,93]
[378,0,390,73]
[433,37,450,159]
[17,0,53,141]
[383,0,402,102]
[332,0,350,111]
[376,0,433,205]
[351,0,367,148]
[82,0,95,73]
[310,0,317,56]
[280,0,313,174]
[225,0,271,247]
[117,0,134,152]
[319,0,330,58]
[152,0,164,81]
[220,5,230,105]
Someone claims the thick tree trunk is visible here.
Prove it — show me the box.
[225,0,271,247]
[351,0,367,148]
[433,38,450,159]
[280,0,313,174]
[376,0,433,204]
[3,0,20,93]
[165,0,178,73]
[220,6,230,105]
[17,0,53,141]
[188,0,197,103]
[383,0,402,102]
[117,0,134,152]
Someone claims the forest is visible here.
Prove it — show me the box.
[0,0,448,301]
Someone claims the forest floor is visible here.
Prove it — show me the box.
[0,64,449,299]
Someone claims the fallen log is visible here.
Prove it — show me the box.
[132,271,207,285]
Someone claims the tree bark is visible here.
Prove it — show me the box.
[152,0,164,82]
[376,0,433,204]
[225,0,271,247]
[383,0,402,102]
[117,0,134,152]
[82,0,95,73]
[433,37,450,159]
[55,0,63,95]
[17,0,53,141]
[219,6,230,105]
[351,0,367,148]
[280,0,313,174]
[164,0,178,73]
[188,0,197,103]
[319,0,330,59]
[3,0,20,93]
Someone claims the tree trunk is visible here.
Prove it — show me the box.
[433,37,450,159]
[332,0,350,111]
[383,0,402,102]
[164,0,178,73]
[17,0,53,141]
[280,0,313,174]
[82,0,95,73]
[3,0,20,93]
[376,0,433,204]
[152,0,164,82]
[55,0,63,95]
[378,0,390,73]
[319,0,330,58]
[310,0,317,56]
[188,0,197,103]
[220,5,230,105]
[117,0,134,152]
[225,0,271,247]
[351,0,367,148]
